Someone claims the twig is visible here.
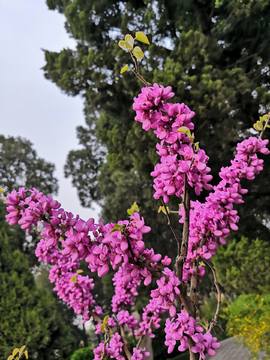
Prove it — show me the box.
[120,325,132,360]
[161,198,181,254]
[89,310,103,324]
[260,116,270,139]
[203,259,221,334]
[129,50,152,87]
[136,335,143,349]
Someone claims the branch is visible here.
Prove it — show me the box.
[129,49,151,87]
[177,174,190,285]
[89,310,103,324]
[260,116,270,139]
[203,259,222,334]
[161,198,181,254]
[120,325,132,360]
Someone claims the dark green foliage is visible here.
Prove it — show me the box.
[70,347,94,360]
[0,135,58,195]
[213,236,270,295]
[0,232,77,360]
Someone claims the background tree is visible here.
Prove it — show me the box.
[0,135,58,265]
[0,135,85,359]
[0,231,78,360]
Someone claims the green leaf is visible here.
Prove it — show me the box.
[0,188,4,193]
[127,202,139,215]
[158,206,170,214]
[118,40,132,51]
[120,65,129,74]
[135,32,150,45]
[70,275,77,283]
[132,46,144,61]
[7,356,13,360]
[125,34,134,49]
[19,346,26,358]
[103,315,109,325]
[253,121,263,131]
[24,351,28,360]
[110,224,122,233]
[76,269,83,274]
[177,126,190,133]
[13,349,19,357]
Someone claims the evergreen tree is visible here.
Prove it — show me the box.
[0,134,58,265]
[212,236,270,295]
[0,231,77,360]
[0,135,58,195]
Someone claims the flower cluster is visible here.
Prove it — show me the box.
[133,84,213,203]
[165,312,220,359]
[136,267,180,338]
[179,136,270,284]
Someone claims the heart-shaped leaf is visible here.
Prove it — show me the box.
[132,46,144,61]
[125,34,134,49]
[118,40,132,51]
[135,32,150,45]
[253,121,263,131]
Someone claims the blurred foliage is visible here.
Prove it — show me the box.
[70,347,94,360]
[0,231,78,360]
[226,294,270,359]
[213,236,270,295]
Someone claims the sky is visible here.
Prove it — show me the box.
[0,1,100,221]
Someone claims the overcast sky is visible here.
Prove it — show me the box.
[0,1,100,221]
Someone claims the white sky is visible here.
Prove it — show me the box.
[0,1,100,221]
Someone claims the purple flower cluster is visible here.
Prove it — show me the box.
[133,84,213,203]
[179,136,270,284]
[131,348,150,360]
[165,311,220,358]
[117,310,138,331]
[136,267,180,338]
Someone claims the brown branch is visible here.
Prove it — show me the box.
[120,325,132,360]
[136,336,143,349]
[129,49,151,87]
[89,310,103,324]
[203,259,221,334]
[260,116,270,139]
[177,175,190,284]
[161,198,181,254]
